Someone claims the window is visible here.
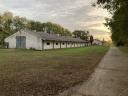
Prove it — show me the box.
[56,43,58,45]
[63,43,65,45]
[68,43,70,45]
[47,42,50,45]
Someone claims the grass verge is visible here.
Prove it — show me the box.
[119,47,128,54]
[0,46,109,96]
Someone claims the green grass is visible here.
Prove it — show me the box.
[0,46,109,96]
[119,47,128,54]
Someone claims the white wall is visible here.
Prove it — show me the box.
[5,31,87,50]
[5,34,16,48]
[67,42,72,48]
[74,43,77,47]
[43,41,53,50]
[5,31,42,50]
[68,42,73,48]
[83,43,86,46]
[72,43,75,47]
[78,43,81,47]
[70,42,73,48]
[82,43,84,47]
[93,40,102,45]
[26,32,42,50]
[80,43,82,47]
[61,42,67,48]
[54,41,61,49]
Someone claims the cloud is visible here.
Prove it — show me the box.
[0,0,110,40]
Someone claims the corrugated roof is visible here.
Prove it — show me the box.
[28,31,87,43]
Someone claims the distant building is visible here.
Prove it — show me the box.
[4,30,88,50]
[93,39,103,46]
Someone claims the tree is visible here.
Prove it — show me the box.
[95,0,128,46]
[0,11,13,47]
[0,11,72,47]
[73,30,90,40]
[13,16,27,32]
[90,35,94,45]
[27,21,72,36]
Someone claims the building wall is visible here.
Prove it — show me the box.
[5,31,87,50]
[82,43,85,47]
[70,42,74,48]
[26,32,42,50]
[78,43,81,47]
[68,42,72,48]
[5,31,42,50]
[80,43,82,47]
[61,42,67,48]
[72,42,75,47]
[93,40,102,45]
[5,34,16,48]
[83,43,85,46]
[67,42,71,48]
[75,43,78,47]
[54,41,61,49]
[43,41,54,50]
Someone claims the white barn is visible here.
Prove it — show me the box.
[93,39,103,46]
[4,30,88,50]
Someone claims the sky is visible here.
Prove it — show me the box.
[0,0,111,41]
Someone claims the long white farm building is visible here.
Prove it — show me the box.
[4,30,88,50]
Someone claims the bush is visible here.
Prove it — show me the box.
[116,41,124,46]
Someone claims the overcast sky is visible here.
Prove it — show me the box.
[0,0,111,40]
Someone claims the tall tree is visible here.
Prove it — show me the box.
[0,11,13,47]
[13,16,27,32]
[95,0,128,46]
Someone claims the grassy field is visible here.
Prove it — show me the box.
[0,46,109,96]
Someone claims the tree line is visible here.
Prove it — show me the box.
[0,11,91,47]
[95,0,128,46]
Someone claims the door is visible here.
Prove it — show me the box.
[5,42,9,48]
[16,36,26,48]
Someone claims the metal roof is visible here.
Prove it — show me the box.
[28,31,87,43]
